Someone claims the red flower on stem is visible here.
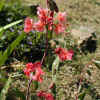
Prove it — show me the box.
[54,23,65,34]
[24,63,34,76]
[57,12,66,24]
[24,17,33,33]
[37,7,48,24]
[55,47,74,61]
[34,20,45,32]
[37,7,54,31]
[24,7,67,34]
[24,62,45,83]
[37,91,54,100]
[45,93,54,100]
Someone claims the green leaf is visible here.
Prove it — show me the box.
[0,20,23,32]
[94,62,100,69]
[52,56,60,82]
[0,31,4,38]
[93,60,100,64]
[0,77,12,100]
[93,60,100,69]
[0,32,26,66]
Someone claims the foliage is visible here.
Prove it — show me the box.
[0,31,25,66]
[0,77,12,100]
[0,0,45,63]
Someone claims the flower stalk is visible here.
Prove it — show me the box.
[41,27,48,65]
[26,79,32,100]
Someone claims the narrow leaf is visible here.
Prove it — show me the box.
[0,20,23,32]
[0,32,26,66]
[92,60,100,69]
[52,56,60,82]
[0,77,12,100]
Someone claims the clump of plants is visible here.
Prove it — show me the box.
[0,0,44,63]
[0,0,100,100]
[0,0,74,99]
[23,0,75,100]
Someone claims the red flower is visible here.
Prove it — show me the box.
[24,62,44,83]
[37,91,54,100]
[66,50,74,60]
[54,24,65,34]
[24,7,67,35]
[37,7,48,24]
[45,93,54,100]
[57,12,66,24]
[37,7,53,30]
[47,17,53,30]
[34,20,45,32]
[37,91,46,97]
[32,66,45,83]
[47,17,53,25]
[24,63,34,76]
[50,11,54,18]
[24,17,33,33]
[55,47,74,61]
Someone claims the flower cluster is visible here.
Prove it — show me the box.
[24,5,74,100]
[24,62,44,83]
[55,47,74,61]
[24,7,66,34]
[37,91,54,100]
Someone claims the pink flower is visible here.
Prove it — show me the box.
[66,50,74,60]
[24,63,34,76]
[24,17,33,33]
[37,91,46,97]
[45,93,54,100]
[32,66,45,83]
[54,24,65,34]
[47,17,53,30]
[24,7,67,35]
[37,7,53,30]
[34,20,45,32]
[24,62,44,83]
[37,7,48,24]
[55,47,74,61]
[57,12,66,24]
[47,17,53,25]
[37,91,54,100]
